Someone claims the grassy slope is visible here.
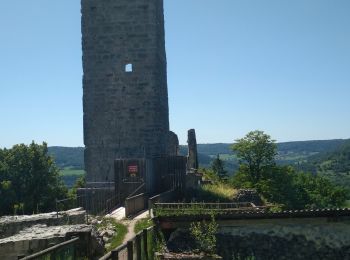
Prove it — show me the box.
[134,218,153,234]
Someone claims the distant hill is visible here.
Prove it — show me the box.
[50,139,349,172]
[48,146,84,169]
[49,139,350,188]
[300,140,350,190]
[180,139,350,171]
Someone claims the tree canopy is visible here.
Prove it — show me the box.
[0,142,68,215]
[232,130,277,183]
[211,154,228,180]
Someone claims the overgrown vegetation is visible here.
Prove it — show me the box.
[97,218,127,252]
[185,167,237,203]
[154,203,221,217]
[201,183,237,201]
[134,217,153,234]
[230,131,348,210]
[190,214,218,255]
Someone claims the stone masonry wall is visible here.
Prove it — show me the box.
[82,0,170,182]
[163,217,350,260]
[0,208,85,239]
[217,221,350,260]
[0,209,104,260]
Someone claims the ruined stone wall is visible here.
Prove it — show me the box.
[0,209,104,260]
[216,218,350,260]
[0,208,86,239]
[82,0,169,182]
[187,129,198,170]
[162,216,350,260]
[167,131,179,156]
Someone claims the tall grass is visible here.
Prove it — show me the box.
[134,217,153,234]
[201,183,237,201]
[185,182,237,202]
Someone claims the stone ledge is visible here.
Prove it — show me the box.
[155,252,222,260]
[0,208,86,239]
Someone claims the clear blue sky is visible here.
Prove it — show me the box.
[1,0,349,147]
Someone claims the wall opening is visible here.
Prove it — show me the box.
[125,63,133,72]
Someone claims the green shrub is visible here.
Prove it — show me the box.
[134,217,153,234]
[189,214,218,255]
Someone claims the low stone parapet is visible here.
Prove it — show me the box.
[0,224,103,260]
[0,208,86,239]
[155,252,222,260]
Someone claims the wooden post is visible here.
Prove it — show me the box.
[127,240,133,260]
[143,229,148,260]
[135,234,141,260]
[111,250,119,260]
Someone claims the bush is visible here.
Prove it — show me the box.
[134,217,153,234]
[190,214,218,255]
[231,165,347,209]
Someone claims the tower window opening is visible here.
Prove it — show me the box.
[125,63,133,72]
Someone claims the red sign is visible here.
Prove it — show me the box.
[128,165,138,176]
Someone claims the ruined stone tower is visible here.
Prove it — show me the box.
[82,0,169,183]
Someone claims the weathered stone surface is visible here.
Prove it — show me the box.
[234,189,264,206]
[167,228,196,253]
[82,0,170,182]
[156,252,222,260]
[162,215,350,260]
[187,129,198,170]
[0,224,104,260]
[167,131,180,156]
[217,222,350,260]
[0,208,86,239]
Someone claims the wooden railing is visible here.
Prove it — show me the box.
[152,202,267,216]
[125,193,147,217]
[99,226,154,260]
[21,237,80,260]
[154,202,261,210]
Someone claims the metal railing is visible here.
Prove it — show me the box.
[154,202,259,210]
[21,237,80,260]
[81,182,120,216]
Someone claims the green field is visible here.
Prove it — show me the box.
[59,167,85,188]
[59,167,85,176]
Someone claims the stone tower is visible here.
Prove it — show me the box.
[82,0,169,183]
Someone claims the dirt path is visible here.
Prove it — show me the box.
[122,219,136,243]
[107,207,149,244]
[122,210,149,243]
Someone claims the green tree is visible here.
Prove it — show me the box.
[211,154,228,180]
[0,142,68,215]
[230,131,347,210]
[232,130,277,183]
